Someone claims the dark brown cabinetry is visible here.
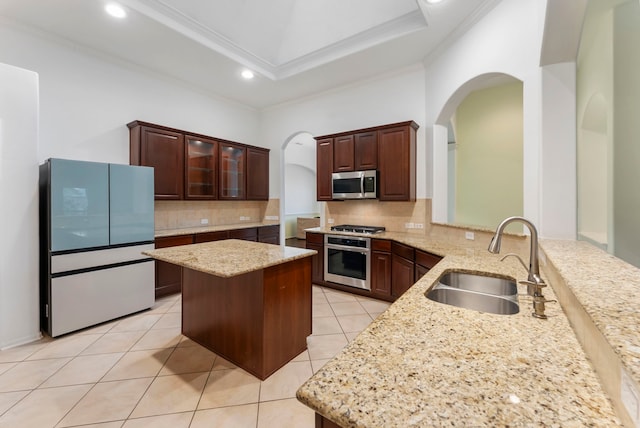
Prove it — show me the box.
[185,135,217,200]
[219,143,245,200]
[154,235,194,298]
[315,121,417,201]
[415,250,442,281]
[246,148,270,200]
[391,242,415,299]
[316,138,334,201]
[354,131,378,170]
[378,123,417,201]
[333,135,355,172]
[258,225,279,244]
[371,239,392,299]
[305,232,324,285]
[128,121,269,201]
[129,123,184,200]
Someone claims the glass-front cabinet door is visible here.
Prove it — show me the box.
[185,136,217,199]
[219,143,245,199]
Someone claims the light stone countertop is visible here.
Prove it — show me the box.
[143,239,315,277]
[297,228,623,427]
[155,222,278,238]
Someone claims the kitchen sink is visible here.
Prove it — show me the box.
[426,271,519,315]
[438,271,517,296]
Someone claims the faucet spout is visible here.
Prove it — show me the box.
[488,216,543,286]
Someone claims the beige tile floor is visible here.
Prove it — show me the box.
[0,286,389,428]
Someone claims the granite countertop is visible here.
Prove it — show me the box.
[297,229,623,427]
[143,239,315,277]
[155,222,278,238]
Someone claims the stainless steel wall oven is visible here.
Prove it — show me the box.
[324,234,371,290]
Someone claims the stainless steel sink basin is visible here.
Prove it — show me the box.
[438,271,517,296]
[426,271,519,315]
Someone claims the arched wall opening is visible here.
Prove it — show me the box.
[431,72,525,233]
[280,131,321,244]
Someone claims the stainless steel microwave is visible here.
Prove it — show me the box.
[332,170,377,199]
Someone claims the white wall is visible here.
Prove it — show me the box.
[0,63,40,349]
[424,0,576,238]
[0,24,261,165]
[261,65,427,199]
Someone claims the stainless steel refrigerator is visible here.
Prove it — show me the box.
[39,158,155,337]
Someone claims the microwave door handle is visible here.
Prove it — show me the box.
[360,174,365,195]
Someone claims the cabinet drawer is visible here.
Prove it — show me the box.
[371,239,391,252]
[391,241,414,261]
[195,231,228,243]
[306,232,324,245]
[155,235,194,248]
[415,250,442,269]
[229,227,258,240]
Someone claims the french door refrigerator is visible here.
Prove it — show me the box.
[39,158,155,337]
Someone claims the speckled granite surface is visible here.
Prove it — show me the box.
[143,239,315,277]
[154,222,277,238]
[297,230,621,427]
[540,239,640,385]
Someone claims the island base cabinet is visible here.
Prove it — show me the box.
[315,414,342,428]
[181,258,312,380]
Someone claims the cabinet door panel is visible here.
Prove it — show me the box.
[246,148,270,200]
[378,125,416,201]
[333,135,355,172]
[140,127,184,200]
[354,131,377,170]
[185,136,217,200]
[316,138,334,201]
[306,242,324,285]
[219,143,246,199]
[371,251,391,298]
[391,254,414,299]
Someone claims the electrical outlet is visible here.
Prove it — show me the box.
[465,231,475,240]
[327,218,335,224]
[405,223,415,229]
[239,216,249,221]
[415,223,424,229]
[265,215,279,221]
[200,218,209,225]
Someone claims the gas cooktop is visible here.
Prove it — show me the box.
[330,224,386,234]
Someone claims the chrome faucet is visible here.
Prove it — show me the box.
[488,216,553,319]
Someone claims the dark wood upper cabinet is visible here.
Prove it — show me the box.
[129,122,184,200]
[378,122,417,201]
[354,131,377,170]
[219,142,246,200]
[333,134,355,172]
[316,138,334,201]
[246,147,270,200]
[185,135,217,200]
[315,121,417,202]
[129,120,269,202]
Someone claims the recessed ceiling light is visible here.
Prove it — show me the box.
[241,69,255,80]
[426,0,445,3]
[105,3,127,19]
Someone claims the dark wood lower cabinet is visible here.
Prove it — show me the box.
[181,257,311,380]
[371,239,392,299]
[154,235,194,298]
[258,225,280,244]
[306,232,324,285]
[315,413,342,428]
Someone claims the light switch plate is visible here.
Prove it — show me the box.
[465,231,475,240]
[200,218,209,225]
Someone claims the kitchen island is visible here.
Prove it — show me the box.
[297,229,627,427]
[143,239,315,380]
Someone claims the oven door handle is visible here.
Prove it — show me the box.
[326,243,370,253]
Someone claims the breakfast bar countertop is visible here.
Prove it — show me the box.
[296,229,624,427]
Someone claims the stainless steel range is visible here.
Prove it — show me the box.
[324,225,385,290]
[330,224,386,234]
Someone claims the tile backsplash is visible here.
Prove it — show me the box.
[155,199,279,230]
[324,199,430,234]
